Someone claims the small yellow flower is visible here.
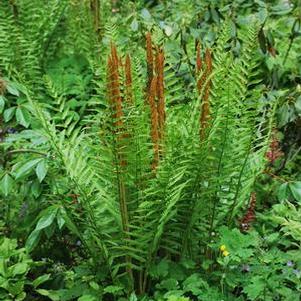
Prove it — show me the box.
[222,250,230,257]
[220,245,227,252]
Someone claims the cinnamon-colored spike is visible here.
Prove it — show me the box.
[107,44,128,168]
[205,48,213,79]
[149,76,159,170]
[110,42,119,69]
[107,43,123,129]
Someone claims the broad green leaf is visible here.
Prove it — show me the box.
[56,212,65,230]
[277,183,288,201]
[0,173,14,196]
[32,274,51,288]
[78,295,97,301]
[36,289,60,301]
[26,229,41,252]
[10,262,28,277]
[44,222,56,238]
[6,81,20,96]
[103,285,124,294]
[16,106,31,128]
[59,208,81,236]
[15,291,26,301]
[31,180,42,198]
[210,7,219,23]
[35,207,58,231]
[295,96,301,114]
[3,107,16,122]
[289,182,301,202]
[14,158,42,179]
[35,160,48,182]
[89,281,99,290]
[0,96,5,113]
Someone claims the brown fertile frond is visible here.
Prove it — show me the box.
[145,35,166,169]
[146,32,154,92]
[205,48,213,80]
[107,44,123,129]
[155,48,165,140]
[199,48,213,140]
[149,76,159,170]
[110,42,119,69]
[124,54,133,104]
[107,44,133,280]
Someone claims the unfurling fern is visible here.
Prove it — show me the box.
[19,19,276,294]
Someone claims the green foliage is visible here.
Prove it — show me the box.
[0,0,300,300]
[0,237,51,300]
[12,19,274,294]
[0,238,32,300]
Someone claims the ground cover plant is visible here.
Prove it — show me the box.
[0,1,301,300]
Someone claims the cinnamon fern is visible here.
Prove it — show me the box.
[0,5,277,294]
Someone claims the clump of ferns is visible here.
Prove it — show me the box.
[24,21,277,294]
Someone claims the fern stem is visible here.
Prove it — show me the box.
[148,76,160,170]
[107,43,134,284]
[5,149,47,157]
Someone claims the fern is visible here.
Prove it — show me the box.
[5,13,277,294]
